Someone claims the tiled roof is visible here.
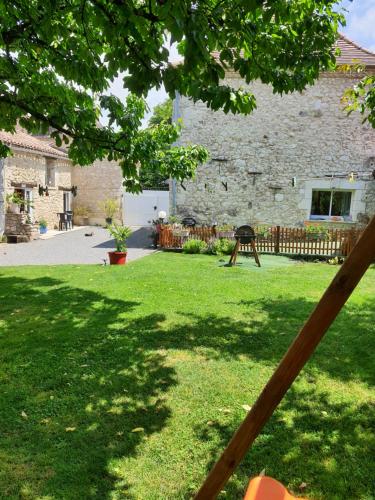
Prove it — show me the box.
[172,34,375,69]
[336,34,375,67]
[0,128,67,158]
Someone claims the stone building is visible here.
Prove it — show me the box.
[71,159,123,226]
[0,128,123,238]
[172,35,375,228]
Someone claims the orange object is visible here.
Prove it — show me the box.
[244,476,306,500]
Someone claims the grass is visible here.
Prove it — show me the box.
[0,253,374,500]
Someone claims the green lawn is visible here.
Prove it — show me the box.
[0,254,374,500]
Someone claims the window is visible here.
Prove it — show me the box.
[63,192,72,212]
[46,160,56,187]
[14,188,33,216]
[311,189,352,218]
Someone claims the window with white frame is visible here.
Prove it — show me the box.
[14,188,33,216]
[46,160,56,187]
[63,191,72,212]
[310,189,352,218]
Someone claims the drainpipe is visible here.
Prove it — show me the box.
[171,92,181,215]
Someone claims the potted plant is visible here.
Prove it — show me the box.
[5,192,33,214]
[74,205,90,225]
[216,224,235,238]
[39,218,48,234]
[107,224,132,265]
[100,198,119,225]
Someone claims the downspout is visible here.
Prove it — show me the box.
[171,92,181,215]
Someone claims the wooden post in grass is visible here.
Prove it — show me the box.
[195,216,375,500]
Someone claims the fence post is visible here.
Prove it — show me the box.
[275,226,280,254]
[349,228,358,255]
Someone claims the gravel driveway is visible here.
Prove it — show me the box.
[0,226,156,266]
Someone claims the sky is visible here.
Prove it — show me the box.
[340,0,375,51]
[107,1,375,126]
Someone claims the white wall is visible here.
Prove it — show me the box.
[123,190,169,226]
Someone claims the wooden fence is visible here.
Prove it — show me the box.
[159,225,362,257]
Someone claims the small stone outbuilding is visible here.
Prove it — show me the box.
[173,35,375,228]
[0,128,123,239]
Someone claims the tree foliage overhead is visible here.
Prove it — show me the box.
[148,99,173,127]
[138,98,173,189]
[342,75,375,129]
[0,0,344,189]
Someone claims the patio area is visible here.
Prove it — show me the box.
[0,226,155,266]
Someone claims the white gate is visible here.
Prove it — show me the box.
[123,190,169,226]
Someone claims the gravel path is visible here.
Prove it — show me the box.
[0,226,156,266]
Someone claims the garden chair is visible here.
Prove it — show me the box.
[58,212,68,231]
[66,211,73,230]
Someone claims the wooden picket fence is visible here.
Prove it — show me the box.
[159,225,363,257]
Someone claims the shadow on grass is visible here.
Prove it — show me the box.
[0,275,176,499]
[0,274,373,498]
[191,387,375,499]
[160,296,374,386]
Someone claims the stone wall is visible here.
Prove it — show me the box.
[4,212,39,241]
[3,152,73,229]
[175,73,375,227]
[72,159,123,225]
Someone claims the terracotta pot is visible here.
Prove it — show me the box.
[108,251,127,265]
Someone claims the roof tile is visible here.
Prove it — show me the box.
[0,128,67,158]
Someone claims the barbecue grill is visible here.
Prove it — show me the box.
[228,224,261,267]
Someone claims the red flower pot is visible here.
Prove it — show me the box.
[108,251,127,265]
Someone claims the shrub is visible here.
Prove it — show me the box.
[99,198,119,219]
[305,224,329,240]
[256,225,271,238]
[182,239,207,254]
[206,238,236,255]
[74,206,89,217]
[218,238,236,255]
[216,223,234,231]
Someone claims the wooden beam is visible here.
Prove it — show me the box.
[195,215,375,499]
[11,181,37,188]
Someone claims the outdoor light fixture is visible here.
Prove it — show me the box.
[38,184,49,196]
[348,172,356,183]
[70,185,78,197]
[158,210,167,223]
